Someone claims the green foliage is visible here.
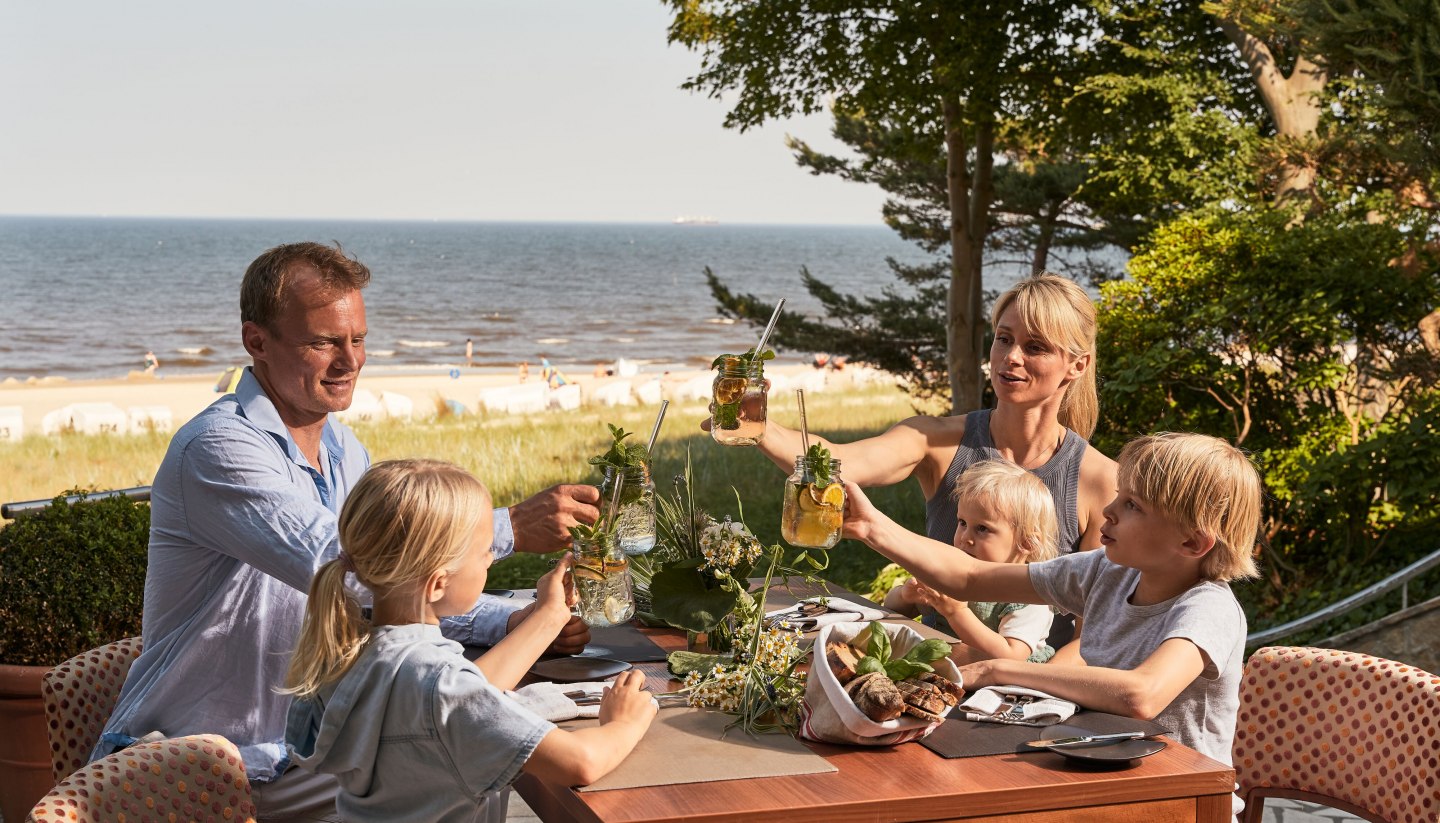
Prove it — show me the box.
[588,424,649,472]
[677,1,1261,411]
[1096,205,1440,630]
[0,492,149,667]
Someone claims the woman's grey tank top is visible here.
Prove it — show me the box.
[924,409,1085,554]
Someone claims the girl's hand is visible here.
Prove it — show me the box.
[911,579,966,612]
[840,480,886,544]
[535,554,576,618]
[599,670,658,728]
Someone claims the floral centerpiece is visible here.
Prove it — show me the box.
[630,451,831,735]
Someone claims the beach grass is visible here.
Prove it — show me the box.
[0,383,925,594]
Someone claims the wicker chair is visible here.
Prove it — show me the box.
[27,734,256,823]
[1233,646,1440,823]
[40,636,145,783]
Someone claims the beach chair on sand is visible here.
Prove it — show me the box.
[0,406,22,442]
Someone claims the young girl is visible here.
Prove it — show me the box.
[884,460,1058,664]
[284,459,656,823]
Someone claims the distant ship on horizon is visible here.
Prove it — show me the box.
[672,215,719,225]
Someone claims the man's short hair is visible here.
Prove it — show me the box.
[241,242,371,331]
[1117,433,1262,583]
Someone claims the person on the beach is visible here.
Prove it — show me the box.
[883,459,1058,664]
[284,459,656,823]
[519,360,529,383]
[465,337,474,367]
[143,350,159,375]
[96,242,600,822]
[844,432,1259,813]
[727,273,1117,655]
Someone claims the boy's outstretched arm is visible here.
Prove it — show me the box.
[958,638,1205,720]
[842,481,1042,606]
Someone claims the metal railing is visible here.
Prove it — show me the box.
[1,485,152,519]
[1247,547,1440,646]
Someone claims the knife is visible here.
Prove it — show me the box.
[1024,731,1149,749]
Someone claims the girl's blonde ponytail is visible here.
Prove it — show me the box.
[283,557,369,698]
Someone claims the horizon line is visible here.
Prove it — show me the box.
[0,212,888,229]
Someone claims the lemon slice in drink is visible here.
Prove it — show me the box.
[572,563,606,582]
[808,482,844,509]
[714,377,747,405]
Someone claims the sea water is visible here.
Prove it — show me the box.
[0,217,1014,381]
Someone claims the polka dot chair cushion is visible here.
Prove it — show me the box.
[26,734,255,823]
[1233,646,1440,823]
[41,636,145,783]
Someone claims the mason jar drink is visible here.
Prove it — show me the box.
[599,464,657,555]
[710,357,767,446]
[781,456,844,549]
[571,532,636,627]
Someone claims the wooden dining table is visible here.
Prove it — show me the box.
[513,603,1236,823]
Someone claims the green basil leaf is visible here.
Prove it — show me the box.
[855,656,885,676]
[865,621,891,663]
[884,659,935,680]
[901,638,952,665]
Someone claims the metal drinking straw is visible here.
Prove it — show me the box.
[754,298,786,357]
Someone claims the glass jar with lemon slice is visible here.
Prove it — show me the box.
[571,529,636,627]
[710,349,771,446]
[781,446,844,549]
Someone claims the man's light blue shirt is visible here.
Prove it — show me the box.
[96,369,526,780]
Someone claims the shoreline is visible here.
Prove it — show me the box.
[0,361,884,439]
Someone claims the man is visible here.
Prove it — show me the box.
[96,243,600,822]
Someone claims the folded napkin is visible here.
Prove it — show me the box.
[958,685,1077,727]
[507,681,611,721]
[765,597,887,631]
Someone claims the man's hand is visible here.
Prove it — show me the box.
[511,484,601,554]
[506,601,592,655]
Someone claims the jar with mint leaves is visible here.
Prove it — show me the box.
[590,424,657,555]
[570,524,636,627]
[781,444,845,549]
[709,348,772,446]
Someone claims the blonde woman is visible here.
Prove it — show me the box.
[751,273,1118,651]
[284,459,656,823]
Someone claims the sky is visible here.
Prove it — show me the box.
[0,1,888,225]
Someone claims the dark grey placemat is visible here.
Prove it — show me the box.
[919,710,1171,759]
[577,621,671,663]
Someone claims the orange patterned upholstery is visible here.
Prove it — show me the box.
[1233,646,1440,823]
[26,734,256,823]
[41,636,145,783]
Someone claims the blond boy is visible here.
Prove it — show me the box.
[844,432,1260,771]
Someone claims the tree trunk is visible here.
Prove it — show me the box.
[943,97,991,415]
[1215,18,1327,205]
[1032,203,1061,274]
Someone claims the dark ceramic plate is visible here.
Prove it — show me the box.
[529,656,632,683]
[1039,724,1167,765]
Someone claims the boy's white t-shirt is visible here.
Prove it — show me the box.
[1027,549,1247,768]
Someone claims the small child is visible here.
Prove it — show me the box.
[845,432,1260,780]
[283,459,656,823]
[883,459,1057,664]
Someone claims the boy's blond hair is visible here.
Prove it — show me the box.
[952,459,1059,562]
[1117,433,1261,582]
[283,459,492,698]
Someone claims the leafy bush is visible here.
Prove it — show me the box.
[1097,206,1440,634]
[0,492,149,666]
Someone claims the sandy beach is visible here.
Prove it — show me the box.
[0,361,877,439]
